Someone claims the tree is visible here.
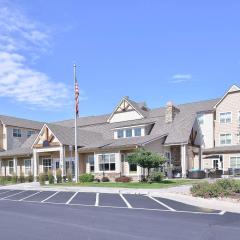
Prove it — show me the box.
[127,148,166,179]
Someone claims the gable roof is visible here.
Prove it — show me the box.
[33,123,104,147]
[0,134,38,158]
[0,115,44,129]
[107,97,149,123]
[214,85,240,108]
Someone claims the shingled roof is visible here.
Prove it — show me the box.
[0,115,44,129]
[0,97,220,157]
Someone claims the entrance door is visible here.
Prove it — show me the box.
[213,159,222,170]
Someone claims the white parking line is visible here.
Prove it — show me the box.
[41,192,59,203]
[95,193,99,206]
[66,192,78,204]
[219,211,226,215]
[19,191,42,201]
[0,190,25,200]
[120,194,132,208]
[0,190,13,195]
[148,196,176,211]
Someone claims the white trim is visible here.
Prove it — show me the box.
[31,124,62,149]
[107,97,144,123]
[219,133,232,145]
[214,85,240,108]
[219,111,232,124]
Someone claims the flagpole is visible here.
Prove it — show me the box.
[74,64,79,183]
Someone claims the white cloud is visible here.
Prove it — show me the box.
[0,2,74,110]
[171,74,192,83]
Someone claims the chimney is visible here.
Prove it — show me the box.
[165,101,180,123]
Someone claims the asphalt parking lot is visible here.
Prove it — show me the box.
[0,189,222,214]
[0,189,240,240]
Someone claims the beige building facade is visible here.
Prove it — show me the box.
[0,85,240,181]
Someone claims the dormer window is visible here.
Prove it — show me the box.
[117,129,124,138]
[134,128,141,137]
[114,126,144,139]
[126,129,132,138]
[13,128,21,137]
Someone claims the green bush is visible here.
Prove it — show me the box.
[148,172,164,182]
[11,174,18,184]
[27,171,34,182]
[56,169,62,183]
[66,169,72,182]
[0,177,6,185]
[6,175,12,182]
[39,173,46,185]
[18,172,25,183]
[48,170,54,184]
[79,173,94,183]
[191,179,240,198]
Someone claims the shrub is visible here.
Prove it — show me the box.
[115,176,132,182]
[66,169,72,182]
[18,172,25,183]
[6,175,12,182]
[27,172,34,182]
[148,172,164,183]
[48,170,54,184]
[0,177,6,185]
[56,169,62,183]
[39,173,46,185]
[101,176,110,182]
[191,179,240,198]
[79,173,94,183]
[11,174,18,184]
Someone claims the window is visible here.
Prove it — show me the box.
[24,159,31,175]
[197,113,204,125]
[8,160,14,175]
[117,130,124,138]
[88,155,95,172]
[220,134,232,145]
[238,111,240,123]
[220,112,231,123]
[230,157,240,169]
[115,127,143,139]
[13,128,21,137]
[129,163,137,172]
[126,129,132,138]
[98,154,116,171]
[66,161,75,175]
[27,130,35,138]
[42,158,52,174]
[134,128,141,137]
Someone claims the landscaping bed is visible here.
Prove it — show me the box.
[49,179,203,189]
[191,179,240,200]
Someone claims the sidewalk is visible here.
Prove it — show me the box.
[1,182,240,213]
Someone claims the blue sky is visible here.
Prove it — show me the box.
[0,0,240,122]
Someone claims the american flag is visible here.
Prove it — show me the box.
[75,79,79,117]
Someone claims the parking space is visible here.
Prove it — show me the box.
[0,190,22,199]
[24,191,57,202]
[69,192,96,205]
[123,194,170,210]
[99,193,127,207]
[0,189,224,215]
[44,191,75,204]
[5,190,38,201]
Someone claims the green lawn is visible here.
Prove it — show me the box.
[48,179,203,189]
